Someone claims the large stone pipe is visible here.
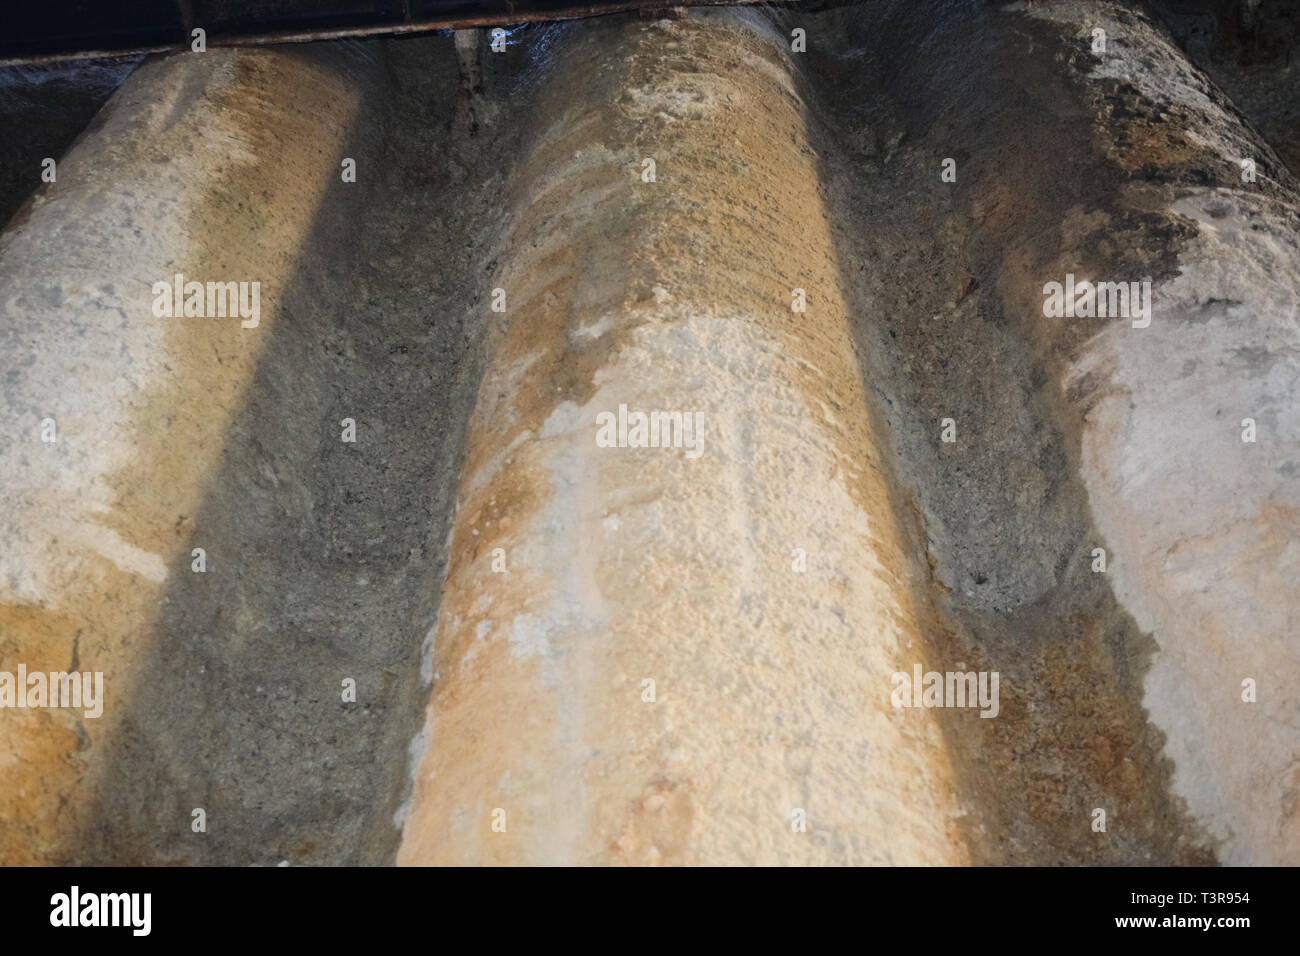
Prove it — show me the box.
[0,43,386,863]
[863,0,1300,864]
[396,12,969,865]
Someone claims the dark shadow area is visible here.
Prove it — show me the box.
[1150,0,1300,174]
[0,57,140,229]
[61,33,537,864]
[786,0,1218,863]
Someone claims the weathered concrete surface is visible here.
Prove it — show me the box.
[396,12,969,865]
[0,1,1293,867]
[0,43,386,863]
[1151,0,1300,174]
[67,34,541,866]
[1020,0,1300,868]
[813,0,1298,863]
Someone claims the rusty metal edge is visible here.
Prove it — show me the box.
[0,0,776,67]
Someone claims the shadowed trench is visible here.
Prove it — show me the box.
[56,35,546,865]
[792,0,1219,864]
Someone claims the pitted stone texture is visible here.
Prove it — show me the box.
[397,14,969,866]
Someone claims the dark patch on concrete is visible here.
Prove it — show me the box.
[0,56,140,229]
[1151,0,1300,175]
[793,0,1217,863]
[66,35,539,865]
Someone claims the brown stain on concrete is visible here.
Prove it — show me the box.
[71,35,512,865]
[0,46,370,864]
[944,18,1221,864]
[7,2,1274,866]
[789,0,1226,864]
[110,50,365,558]
[941,5,1274,865]
[0,600,93,864]
[400,13,970,865]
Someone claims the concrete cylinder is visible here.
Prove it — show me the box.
[0,43,386,863]
[864,0,1300,864]
[1023,0,1300,866]
[396,13,968,865]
